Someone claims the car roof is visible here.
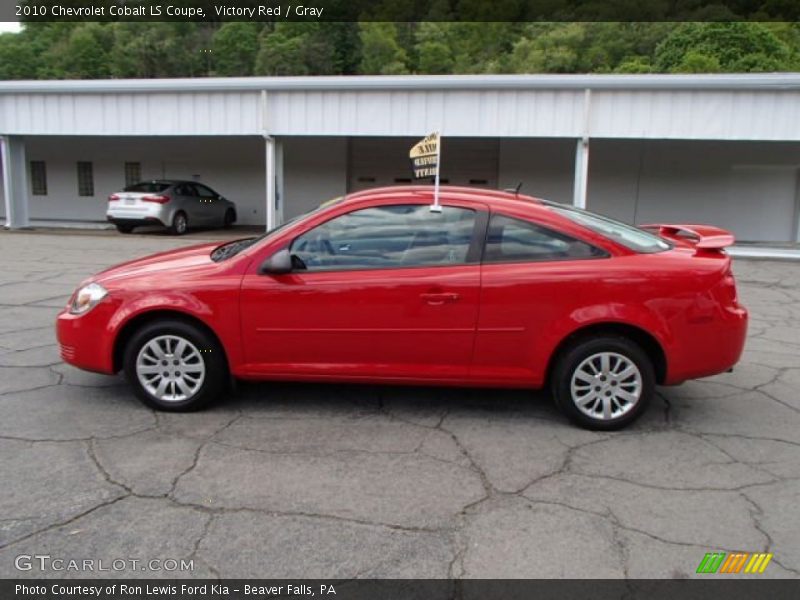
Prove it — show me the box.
[342,185,547,212]
[134,179,197,186]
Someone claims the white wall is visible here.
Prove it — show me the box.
[5,75,800,141]
[348,137,499,192]
[282,137,347,220]
[10,134,800,242]
[588,140,800,243]
[0,154,4,220]
[496,137,800,242]
[498,138,574,204]
[23,136,266,225]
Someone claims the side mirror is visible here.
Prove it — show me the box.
[259,249,293,275]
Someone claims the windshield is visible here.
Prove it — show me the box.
[210,196,345,262]
[545,202,670,254]
[124,182,171,193]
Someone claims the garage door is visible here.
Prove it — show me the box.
[726,166,798,243]
[348,137,499,193]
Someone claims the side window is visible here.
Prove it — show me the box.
[484,214,606,263]
[290,204,477,271]
[194,184,216,197]
[77,161,94,197]
[30,161,47,195]
[176,184,196,197]
[124,162,141,187]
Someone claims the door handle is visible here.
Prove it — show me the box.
[420,292,460,305]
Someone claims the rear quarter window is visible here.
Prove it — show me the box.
[547,203,670,254]
[484,214,607,263]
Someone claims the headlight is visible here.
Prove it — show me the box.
[69,282,108,315]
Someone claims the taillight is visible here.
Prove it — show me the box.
[142,195,170,204]
[108,193,120,202]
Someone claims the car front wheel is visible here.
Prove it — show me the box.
[122,319,227,411]
[552,336,654,430]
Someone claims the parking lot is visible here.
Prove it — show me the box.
[0,229,798,579]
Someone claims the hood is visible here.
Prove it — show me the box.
[92,242,222,285]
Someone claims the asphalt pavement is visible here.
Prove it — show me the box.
[0,229,798,579]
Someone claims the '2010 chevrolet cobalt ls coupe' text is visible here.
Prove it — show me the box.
[57,186,747,429]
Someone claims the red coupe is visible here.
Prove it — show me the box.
[57,186,747,429]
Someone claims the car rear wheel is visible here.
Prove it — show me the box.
[116,224,134,234]
[170,211,188,235]
[552,336,654,430]
[123,319,227,411]
[223,208,236,228]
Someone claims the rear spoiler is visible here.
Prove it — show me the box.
[640,224,735,250]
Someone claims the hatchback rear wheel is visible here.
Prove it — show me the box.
[123,319,227,411]
[552,336,654,430]
[169,211,188,235]
[223,208,236,228]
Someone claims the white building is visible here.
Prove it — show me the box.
[2,73,800,243]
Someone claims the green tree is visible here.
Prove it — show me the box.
[4,20,800,81]
[358,22,409,75]
[0,33,38,79]
[414,22,455,74]
[614,56,652,73]
[23,22,78,78]
[110,23,208,78]
[327,22,361,75]
[655,22,798,73]
[510,23,587,73]
[256,32,308,76]
[212,22,260,76]
[255,23,337,76]
[58,23,112,78]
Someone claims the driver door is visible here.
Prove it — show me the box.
[239,202,485,381]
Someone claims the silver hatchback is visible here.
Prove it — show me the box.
[106,180,237,235]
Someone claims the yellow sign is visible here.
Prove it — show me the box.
[410,132,440,179]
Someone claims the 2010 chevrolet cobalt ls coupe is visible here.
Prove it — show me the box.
[57,186,747,429]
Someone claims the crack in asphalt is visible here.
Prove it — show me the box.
[2,247,800,577]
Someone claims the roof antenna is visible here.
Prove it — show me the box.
[503,182,523,196]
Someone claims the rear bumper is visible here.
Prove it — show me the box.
[107,203,170,227]
[107,216,165,227]
[665,304,748,384]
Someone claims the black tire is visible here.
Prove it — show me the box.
[116,224,134,234]
[223,208,236,228]
[169,211,188,235]
[551,336,654,431]
[122,319,227,412]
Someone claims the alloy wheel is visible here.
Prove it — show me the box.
[135,335,205,402]
[569,351,642,421]
[174,213,187,234]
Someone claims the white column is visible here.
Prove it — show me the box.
[572,88,592,210]
[1,135,30,229]
[572,137,590,209]
[275,138,284,226]
[264,135,275,232]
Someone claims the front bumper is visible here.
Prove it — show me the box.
[56,303,118,374]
